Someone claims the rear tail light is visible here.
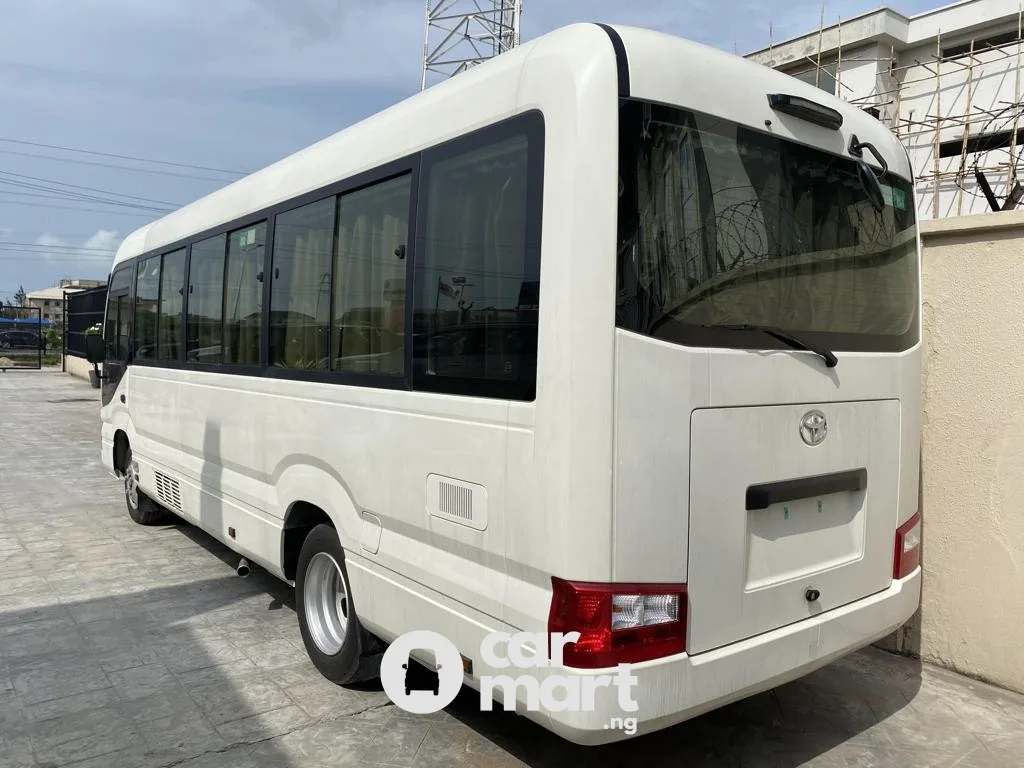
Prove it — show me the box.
[547,578,687,668]
[893,511,922,580]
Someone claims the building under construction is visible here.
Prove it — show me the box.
[747,0,1024,218]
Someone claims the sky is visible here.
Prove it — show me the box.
[0,0,943,301]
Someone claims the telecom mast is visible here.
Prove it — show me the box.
[421,0,523,90]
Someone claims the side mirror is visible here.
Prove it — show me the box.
[849,133,888,213]
[85,334,106,365]
[856,160,886,213]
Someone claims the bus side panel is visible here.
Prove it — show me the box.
[100,367,133,477]
[263,389,512,629]
[502,24,622,636]
[126,366,514,627]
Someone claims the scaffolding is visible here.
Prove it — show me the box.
[765,4,1024,217]
[421,0,522,91]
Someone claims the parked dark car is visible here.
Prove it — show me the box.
[0,330,40,350]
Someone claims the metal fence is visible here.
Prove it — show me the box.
[64,284,107,361]
[0,306,43,370]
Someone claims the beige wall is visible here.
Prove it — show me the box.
[888,210,1024,694]
[64,354,95,383]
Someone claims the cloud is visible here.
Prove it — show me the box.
[83,229,122,254]
[30,230,121,271]
[33,232,67,253]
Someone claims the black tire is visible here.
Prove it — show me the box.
[123,447,173,526]
[295,524,383,684]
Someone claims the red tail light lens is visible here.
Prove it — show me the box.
[893,511,922,580]
[547,578,687,668]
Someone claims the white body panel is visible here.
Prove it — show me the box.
[96,22,922,745]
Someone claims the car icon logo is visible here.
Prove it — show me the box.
[403,657,441,696]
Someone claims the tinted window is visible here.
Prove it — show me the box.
[158,248,186,361]
[134,255,160,360]
[224,222,265,365]
[271,200,334,369]
[413,120,541,400]
[105,265,133,362]
[334,175,410,375]
[615,100,918,353]
[186,234,226,363]
[108,264,132,294]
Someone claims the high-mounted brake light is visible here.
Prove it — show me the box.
[547,578,687,668]
[767,93,844,131]
[893,512,922,580]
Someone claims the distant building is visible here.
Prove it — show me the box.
[746,0,1024,219]
[25,279,105,324]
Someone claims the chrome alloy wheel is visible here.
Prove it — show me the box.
[304,552,350,655]
[125,457,140,509]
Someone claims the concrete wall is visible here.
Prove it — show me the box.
[886,209,1024,694]
[64,354,95,384]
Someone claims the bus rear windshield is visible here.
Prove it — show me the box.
[615,100,918,353]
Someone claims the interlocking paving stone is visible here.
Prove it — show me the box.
[2,369,1024,766]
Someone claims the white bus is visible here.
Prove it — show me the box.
[90,22,922,744]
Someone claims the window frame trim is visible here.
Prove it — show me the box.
[112,109,545,401]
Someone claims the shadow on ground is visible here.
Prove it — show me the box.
[425,647,922,767]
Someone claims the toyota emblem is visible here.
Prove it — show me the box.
[799,410,828,446]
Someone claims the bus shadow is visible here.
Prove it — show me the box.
[0,573,303,767]
[439,650,922,766]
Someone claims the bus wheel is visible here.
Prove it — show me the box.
[295,524,382,684]
[123,448,172,526]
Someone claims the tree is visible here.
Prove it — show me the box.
[14,285,26,307]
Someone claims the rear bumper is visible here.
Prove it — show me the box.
[521,568,921,745]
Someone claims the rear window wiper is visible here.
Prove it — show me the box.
[702,323,838,368]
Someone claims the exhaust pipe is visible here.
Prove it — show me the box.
[236,557,250,578]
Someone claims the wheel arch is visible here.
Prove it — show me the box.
[274,460,362,580]
[113,429,130,476]
[282,501,335,581]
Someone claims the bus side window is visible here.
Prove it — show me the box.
[224,223,266,366]
[333,175,411,376]
[186,234,226,364]
[134,255,160,361]
[412,114,542,401]
[269,198,335,370]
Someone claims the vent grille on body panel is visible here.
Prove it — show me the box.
[440,481,473,520]
[426,474,487,531]
[154,471,182,512]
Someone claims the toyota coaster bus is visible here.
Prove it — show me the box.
[89,23,922,744]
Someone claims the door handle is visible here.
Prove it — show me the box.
[745,468,867,511]
[120,394,126,404]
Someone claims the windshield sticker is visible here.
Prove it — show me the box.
[881,184,906,210]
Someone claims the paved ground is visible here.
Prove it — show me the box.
[2,371,1023,768]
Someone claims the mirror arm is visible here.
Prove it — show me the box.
[848,134,888,177]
